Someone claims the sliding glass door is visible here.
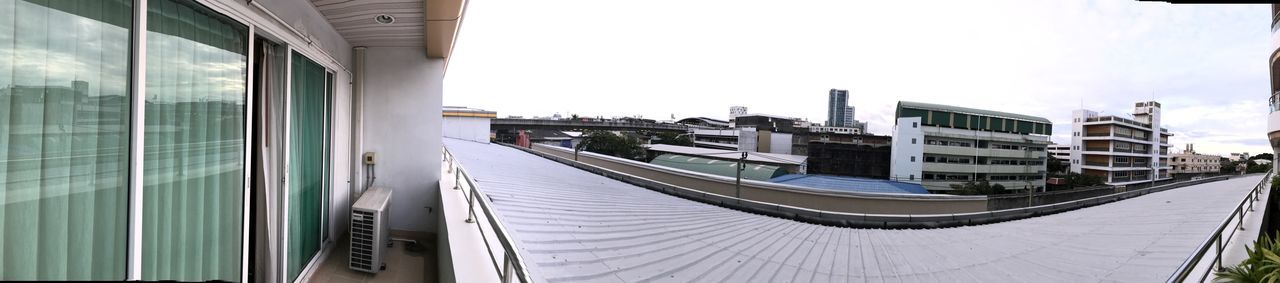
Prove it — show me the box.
[287,51,331,283]
[141,0,247,281]
[0,0,132,280]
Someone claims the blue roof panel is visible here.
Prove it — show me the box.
[769,174,931,194]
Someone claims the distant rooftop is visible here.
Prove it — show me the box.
[898,101,1051,124]
[769,174,930,194]
[443,106,496,118]
[650,153,787,181]
[644,144,807,165]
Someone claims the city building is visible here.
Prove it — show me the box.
[889,101,1051,192]
[805,132,893,179]
[1229,152,1252,162]
[1048,144,1071,160]
[442,106,496,143]
[644,144,807,176]
[1047,144,1071,173]
[675,117,730,129]
[1170,144,1221,176]
[828,89,851,127]
[730,106,748,120]
[732,114,800,155]
[1069,101,1174,185]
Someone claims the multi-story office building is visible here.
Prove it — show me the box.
[1048,144,1071,160]
[828,89,850,127]
[889,101,1052,192]
[1069,101,1174,185]
[1047,144,1071,173]
[1170,144,1221,176]
[806,133,893,179]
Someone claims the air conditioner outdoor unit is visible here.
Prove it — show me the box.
[350,187,392,273]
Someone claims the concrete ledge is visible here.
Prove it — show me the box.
[504,143,1238,229]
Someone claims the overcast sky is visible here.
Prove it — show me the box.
[444,0,1272,157]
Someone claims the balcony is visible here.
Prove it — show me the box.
[1083,116,1154,129]
[1085,147,1110,152]
[1084,161,1109,167]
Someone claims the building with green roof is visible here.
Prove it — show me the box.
[890,101,1052,193]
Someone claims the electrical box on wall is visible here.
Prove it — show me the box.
[363,152,376,165]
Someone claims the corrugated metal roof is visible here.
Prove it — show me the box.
[898,101,1052,123]
[645,144,806,165]
[770,174,930,194]
[650,153,787,181]
[444,138,1264,282]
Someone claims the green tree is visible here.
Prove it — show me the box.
[575,130,647,161]
[1062,172,1104,187]
[1251,153,1274,161]
[949,180,1008,195]
[1046,156,1067,174]
[1247,160,1272,174]
[651,132,693,147]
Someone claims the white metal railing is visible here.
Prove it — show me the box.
[443,146,532,283]
[1166,172,1272,283]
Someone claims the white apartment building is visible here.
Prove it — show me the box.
[1069,101,1174,185]
[1048,144,1071,160]
[890,102,1052,192]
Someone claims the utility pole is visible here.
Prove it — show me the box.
[736,151,747,199]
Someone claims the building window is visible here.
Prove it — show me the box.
[0,0,133,280]
[911,138,916,144]
[143,0,249,280]
[910,174,915,180]
[912,122,918,128]
[911,156,916,162]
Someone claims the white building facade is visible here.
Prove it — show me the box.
[890,102,1051,192]
[1069,101,1174,185]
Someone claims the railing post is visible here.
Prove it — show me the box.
[502,254,514,283]
[1216,234,1223,269]
[465,188,477,224]
[454,170,461,190]
[1239,206,1246,231]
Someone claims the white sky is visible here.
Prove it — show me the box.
[444,0,1273,157]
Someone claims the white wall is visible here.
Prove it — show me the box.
[738,128,758,152]
[769,132,793,155]
[362,47,443,233]
[890,117,923,183]
[442,117,491,143]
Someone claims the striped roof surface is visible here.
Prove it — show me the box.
[770,174,930,194]
[444,138,1264,282]
[650,153,787,181]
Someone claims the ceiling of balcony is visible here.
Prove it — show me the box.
[311,0,426,48]
[310,0,463,58]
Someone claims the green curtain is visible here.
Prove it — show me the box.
[142,0,247,281]
[0,0,132,280]
[288,51,327,283]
